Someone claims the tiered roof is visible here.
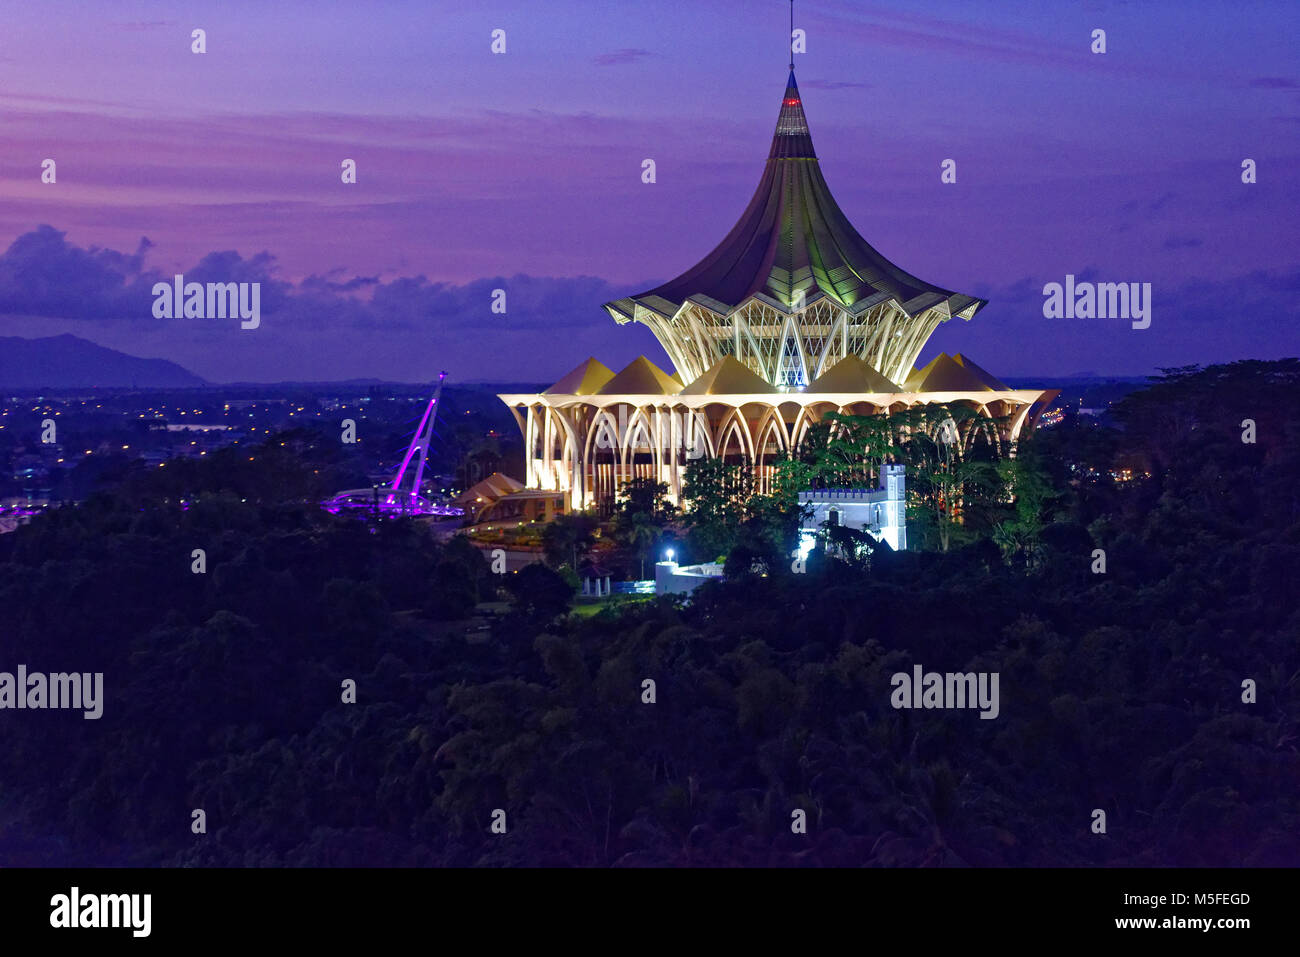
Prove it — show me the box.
[806,355,901,393]
[679,356,777,395]
[595,356,681,395]
[544,357,615,395]
[604,71,986,324]
[905,353,1009,392]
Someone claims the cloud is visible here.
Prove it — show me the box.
[983,268,1300,328]
[1249,77,1298,89]
[593,48,656,67]
[113,21,175,31]
[928,267,1300,378]
[1147,192,1177,213]
[800,79,871,90]
[0,226,637,330]
[3,225,1295,383]
[300,274,380,295]
[0,226,667,382]
[0,226,159,319]
[813,5,1088,70]
[1119,191,1178,215]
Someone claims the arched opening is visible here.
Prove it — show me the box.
[587,407,623,517]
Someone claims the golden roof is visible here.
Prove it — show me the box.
[596,356,682,395]
[806,355,900,393]
[680,356,776,395]
[454,471,524,506]
[906,353,996,392]
[951,353,1008,390]
[545,357,615,395]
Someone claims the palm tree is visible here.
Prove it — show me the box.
[541,512,598,570]
[614,478,673,579]
[622,512,660,580]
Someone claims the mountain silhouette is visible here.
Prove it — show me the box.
[0,334,205,389]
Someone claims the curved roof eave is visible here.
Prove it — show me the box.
[612,287,985,325]
[602,70,987,326]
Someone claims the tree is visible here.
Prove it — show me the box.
[802,411,901,488]
[504,562,575,621]
[891,405,1003,552]
[740,455,814,571]
[613,478,674,580]
[681,458,755,559]
[457,434,504,487]
[541,512,598,571]
[615,477,674,524]
[821,520,878,568]
[992,449,1058,567]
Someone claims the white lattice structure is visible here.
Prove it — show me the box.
[499,356,1055,511]
[621,295,970,391]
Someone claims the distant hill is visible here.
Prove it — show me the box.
[1004,374,1150,411]
[0,334,206,389]
[214,380,550,393]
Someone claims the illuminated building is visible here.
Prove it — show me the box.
[500,69,1057,512]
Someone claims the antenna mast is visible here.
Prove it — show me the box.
[789,0,795,70]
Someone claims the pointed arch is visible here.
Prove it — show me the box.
[620,405,660,469]
[715,407,756,463]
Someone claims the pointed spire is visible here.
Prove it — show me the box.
[596,356,681,395]
[770,70,815,159]
[807,355,901,393]
[680,356,777,395]
[545,357,615,395]
[906,353,997,393]
[951,353,1009,390]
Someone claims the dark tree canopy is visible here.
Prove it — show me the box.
[0,361,1296,867]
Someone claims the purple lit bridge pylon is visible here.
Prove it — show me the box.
[323,371,464,518]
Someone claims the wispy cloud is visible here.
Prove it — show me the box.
[1249,77,1298,89]
[112,21,176,32]
[593,48,656,67]
[801,79,870,91]
[813,2,1088,69]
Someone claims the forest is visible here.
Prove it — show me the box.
[0,359,1296,866]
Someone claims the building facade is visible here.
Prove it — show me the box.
[500,69,1056,513]
[799,464,908,553]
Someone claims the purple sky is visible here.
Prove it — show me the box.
[0,0,1297,383]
